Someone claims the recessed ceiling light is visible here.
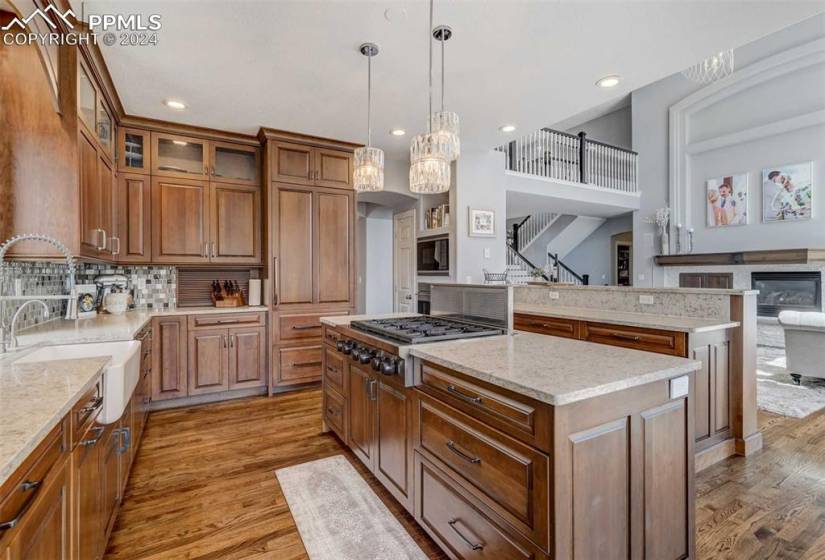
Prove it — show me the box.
[164,99,187,110]
[499,124,516,133]
[596,75,621,88]
[390,128,406,136]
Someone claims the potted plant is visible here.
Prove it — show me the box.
[527,267,547,285]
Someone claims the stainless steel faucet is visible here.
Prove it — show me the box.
[4,300,50,352]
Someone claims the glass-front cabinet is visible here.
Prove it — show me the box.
[77,65,97,132]
[151,133,208,179]
[118,128,151,174]
[210,142,259,185]
[97,98,114,159]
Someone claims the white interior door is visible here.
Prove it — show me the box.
[393,210,415,312]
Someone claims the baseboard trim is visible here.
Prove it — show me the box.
[735,431,764,456]
[695,438,736,472]
[148,386,268,411]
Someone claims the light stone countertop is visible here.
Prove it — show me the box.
[514,303,740,333]
[409,332,701,406]
[14,306,269,348]
[515,284,759,296]
[0,354,109,486]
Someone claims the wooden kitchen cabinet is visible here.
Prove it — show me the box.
[228,327,267,389]
[317,190,354,304]
[151,132,209,179]
[152,316,189,401]
[210,182,261,264]
[188,329,229,395]
[100,423,122,540]
[79,127,104,257]
[118,127,151,174]
[72,424,104,560]
[210,141,259,186]
[116,173,152,263]
[375,380,413,511]
[273,186,314,305]
[348,363,376,467]
[691,331,731,447]
[314,148,353,189]
[151,177,210,263]
[271,141,353,188]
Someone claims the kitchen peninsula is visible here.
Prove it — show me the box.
[321,312,701,559]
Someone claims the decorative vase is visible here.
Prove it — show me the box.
[659,229,670,256]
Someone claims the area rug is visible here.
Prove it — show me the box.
[757,345,825,418]
[275,455,427,560]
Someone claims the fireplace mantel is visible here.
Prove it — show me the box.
[655,248,825,267]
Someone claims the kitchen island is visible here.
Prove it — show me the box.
[321,316,701,560]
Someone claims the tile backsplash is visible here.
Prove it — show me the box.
[0,261,177,331]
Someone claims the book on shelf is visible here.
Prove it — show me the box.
[424,204,450,231]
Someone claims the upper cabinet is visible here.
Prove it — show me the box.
[271,141,353,189]
[151,132,209,179]
[118,128,151,174]
[77,64,96,133]
[211,142,259,186]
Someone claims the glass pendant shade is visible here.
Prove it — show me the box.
[354,146,384,192]
[409,132,450,193]
[430,111,460,161]
[682,49,734,84]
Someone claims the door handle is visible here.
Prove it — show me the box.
[446,385,482,405]
[446,441,481,464]
[230,334,235,348]
[291,324,320,331]
[211,242,216,259]
[447,519,484,551]
[273,257,279,306]
[223,335,227,348]
[111,236,121,256]
[0,480,44,531]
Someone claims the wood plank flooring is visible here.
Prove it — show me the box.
[106,388,825,559]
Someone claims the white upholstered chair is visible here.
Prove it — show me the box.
[778,311,825,384]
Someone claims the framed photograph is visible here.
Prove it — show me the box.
[706,174,748,227]
[468,208,495,237]
[762,162,813,222]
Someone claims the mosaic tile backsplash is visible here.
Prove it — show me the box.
[0,262,177,331]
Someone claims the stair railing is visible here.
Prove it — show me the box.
[548,253,589,285]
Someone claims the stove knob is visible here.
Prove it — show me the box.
[349,344,363,360]
[359,349,375,364]
[380,357,397,376]
[336,340,345,352]
[371,356,383,371]
[342,340,354,355]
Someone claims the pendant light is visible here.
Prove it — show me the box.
[353,42,384,192]
[410,0,451,194]
[431,25,459,161]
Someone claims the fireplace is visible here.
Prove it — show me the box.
[752,271,822,317]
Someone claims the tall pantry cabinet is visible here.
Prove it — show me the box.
[260,130,357,392]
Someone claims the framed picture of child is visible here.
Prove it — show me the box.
[762,162,813,222]
[706,174,748,227]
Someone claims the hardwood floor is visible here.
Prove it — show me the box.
[104,389,447,560]
[106,388,825,560]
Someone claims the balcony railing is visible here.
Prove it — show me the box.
[496,129,638,193]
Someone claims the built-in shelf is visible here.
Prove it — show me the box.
[417,226,450,239]
[655,248,825,267]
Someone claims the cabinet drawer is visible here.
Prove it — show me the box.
[418,361,552,452]
[416,455,545,560]
[581,321,687,357]
[513,313,580,339]
[0,419,67,533]
[416,394,550,549]
[189,312,265,329]
[323,347,345,394]
[278,345,323,384]
[280,312,346,341]
[71,381,103,446]
[323,386,346,442]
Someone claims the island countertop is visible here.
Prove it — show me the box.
[409,332,701,406]
[514,303,739,333]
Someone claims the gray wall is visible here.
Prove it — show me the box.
[631,13,825,287]
[357,204,394,314]
[566,105,632,150]
[563,213,633,285]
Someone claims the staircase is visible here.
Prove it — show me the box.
[514,212,558,253]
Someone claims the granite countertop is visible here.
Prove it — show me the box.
[409,332,701,406]
[516,284,758,296]
[0,354,109,486]
[15,306,269,348]
[320,312,420,327]
[514,303,739,333]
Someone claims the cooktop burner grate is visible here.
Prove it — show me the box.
[350,316,503,344]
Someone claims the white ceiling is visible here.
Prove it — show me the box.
[76,1,824,158]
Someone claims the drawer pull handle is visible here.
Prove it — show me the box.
[78,396,104,416]
[79,426,105,447]
[447,385,482,405]
[0,480,43,531]
[326,407,336,416]
[446,441,481,464]
[215,319,240,324]
[447,519,484,551]
[612,332,641,342]
[292,324,320,330]
[291,361,322,368]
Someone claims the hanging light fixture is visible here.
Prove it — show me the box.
[353,42,384,192]
[410,0,451,194]
[682,49,734,84]
[431,24,459,161]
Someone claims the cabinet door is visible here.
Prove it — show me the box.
[188,328,229,395]
[98,153,115,258]
[375,381,412,509]
[210,142,259,185]
[272,142,314,185]
[79,128,103,257]
[151,177,210,263]
[210,183,261,264]
[151,316,188,401]
[96,98,115,162]
[100,423,122,541]
[274,186,313,305]
[7,462,70,560]
[228,327,266,389]
[116,173,151,263]
[73,427,103,560]
[118,127,150,174]
[276,345,323,387]
[316,189,354,305]
[314,148,353,189]
[151,132,209,179]
[348,364,376,468]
